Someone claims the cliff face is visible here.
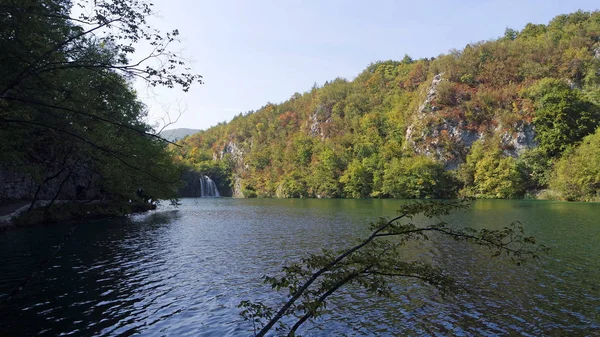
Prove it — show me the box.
[0,164,99,202]
[218,141,245,197]
[174,11,600,198]
[405,74,537,169]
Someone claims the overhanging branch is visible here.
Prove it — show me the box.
[1,96,180,147]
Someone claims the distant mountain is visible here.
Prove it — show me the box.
[159,128,201,142]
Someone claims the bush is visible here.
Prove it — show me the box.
[435,80,458,106]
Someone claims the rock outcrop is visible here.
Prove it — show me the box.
[406,73,537,169]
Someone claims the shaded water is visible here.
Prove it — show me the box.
[0,199,598,336]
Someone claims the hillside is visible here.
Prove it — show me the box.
[174,11,600,201]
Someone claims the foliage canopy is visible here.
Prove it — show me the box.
[0,0,200,213]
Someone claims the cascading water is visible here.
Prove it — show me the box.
[199,175,220,197]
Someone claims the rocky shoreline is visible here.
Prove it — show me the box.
[0,201,35,228]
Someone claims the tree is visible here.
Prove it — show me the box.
[503,27,518,40]
[382,156,457,199]
[280,171,309,198]
[239,200,547,336]
[172,11,600,202]
[306,146,342,198]
[1,0,200,97]
[0,0,200,212]
[339,159,373,198]
[459,141,526,199]
[516,147,553,191]
[550,127,600,201]
[525,78,600,157]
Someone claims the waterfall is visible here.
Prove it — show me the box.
[199,175,220,197]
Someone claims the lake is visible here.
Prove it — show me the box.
[0,198,598,336]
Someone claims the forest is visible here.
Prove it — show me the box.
[175,11,600,202]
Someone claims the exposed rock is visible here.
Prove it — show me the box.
[407,117,483,169]
[567,79,581,90]
[405,71,540,169]
[216,141,246,197]
[418,73,445,113]
[309,104,332,138]
[232,175,243,198]
[406,74,483,169]
[499,122,537,157]
[0,171,37,200]
[219,140,246,173]
[275,183,284,198]
[1,164,98,202]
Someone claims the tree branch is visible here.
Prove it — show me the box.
[1,96,181,146]
[0,118,180,184]
[1,18,122,96]
[255,212,409,337]
[287,267,369,336]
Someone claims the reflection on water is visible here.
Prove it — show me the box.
[0,199,599,336]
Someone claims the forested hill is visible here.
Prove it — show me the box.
[174,11,600,201]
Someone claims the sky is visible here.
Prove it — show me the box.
[137,0,600,131]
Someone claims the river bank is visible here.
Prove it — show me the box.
[0,201,39,229]
[0,200,156,231]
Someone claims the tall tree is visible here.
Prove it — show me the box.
[526,78,600,157]
[0,0,201,209]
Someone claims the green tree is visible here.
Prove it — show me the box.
[460,141,525,199]
[550,127,600,201]
[281,171,309,198]
[307,146,342,198]
[173,10,600,203]
[516,147,553,191]
[0,0,200,214]
[503,27,518,40]
[474,152,524,199]
[382,156,456,199]
[339,159,373,198]
[526,78,600,157]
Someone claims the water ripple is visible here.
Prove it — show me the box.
[0,198,598,336]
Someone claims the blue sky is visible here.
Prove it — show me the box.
[140,0,599,131]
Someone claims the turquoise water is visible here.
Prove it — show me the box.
[0,199,598,336]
